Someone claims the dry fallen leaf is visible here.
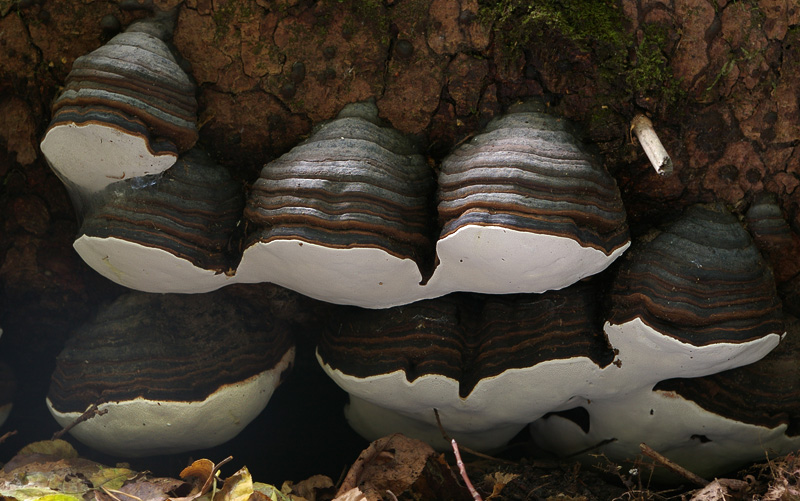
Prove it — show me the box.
[214,467,253,501]
[485,471,519,500]
[331,488,367,501]
[252,482,292,501]
[95,476,188,501]
[689,478,748,501]
[180,460,216,495]
[280,475,334,501]
[17,441,78,459]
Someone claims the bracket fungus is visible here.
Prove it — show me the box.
[530,203,787,477]
[238,101,437,307]
[40,13,197,204]
[72,148,243,293]
[532,315,800,480]
[317,281,618,450]
[425,101,630,297]
[239,100,629,308]
[46,290,294,457]
[602,203,784,386]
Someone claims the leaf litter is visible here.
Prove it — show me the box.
[2,437,800,501]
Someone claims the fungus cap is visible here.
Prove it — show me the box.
[73,149,242,293]
[46,291,295,457]
[318,284,617,450]
[40,21,197,200]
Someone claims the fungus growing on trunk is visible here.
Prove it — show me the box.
[46,290,294,457]
[39,13,197,205]
[72,149,243,293]
[238,101,437,307]
[530,204,787,477]
[317,282,616,450]
[427,101,630,296]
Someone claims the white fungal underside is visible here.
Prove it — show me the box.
[72,236,235,293]
[317,319,783,453]
[41,122,177,196]
[530,385,800,480]
[46,348,295,457]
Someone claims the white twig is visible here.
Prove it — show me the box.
[451,438,482,501]
[631,114,673,176]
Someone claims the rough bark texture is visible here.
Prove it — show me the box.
[0,0,799,485]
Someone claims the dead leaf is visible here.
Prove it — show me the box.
[94,476,188,501]
[89,467,138,491]
[280,475,333,501]
[17,440,78,459]
[331,488,366,501]
[689,478,748,501]
[32,495,83,501]
[485,472,519,500]
[214,468,252,501]
[251,484,292,501]
[336,434,468,500]
[180,460,215,495]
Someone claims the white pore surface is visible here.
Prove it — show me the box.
[235,227,629,308]
[237,240,427,308]
[320,318,783,452]
[426,226,629,296]
[319,350,619,451]
[40,122,177,195]
[530,385,800,479]
[46,348,295,457]
[598,318,783,399]
[73,236,236,293]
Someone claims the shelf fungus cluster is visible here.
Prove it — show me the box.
[37,16,796,477]
[240,100,630,307]
[317,203,793,478]
[46,290,295,457]
[317,282,617,451]
[42,55,631,304]
[529,204,790,477]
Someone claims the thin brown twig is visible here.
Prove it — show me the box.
[451,438,483,501]
[201,456,233,495]
[432,409,513,464]
[0,430,17,444]
[52,403,108,440]
[100,486,123,501]
[102,487,143,501]
[639,442,709,487]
